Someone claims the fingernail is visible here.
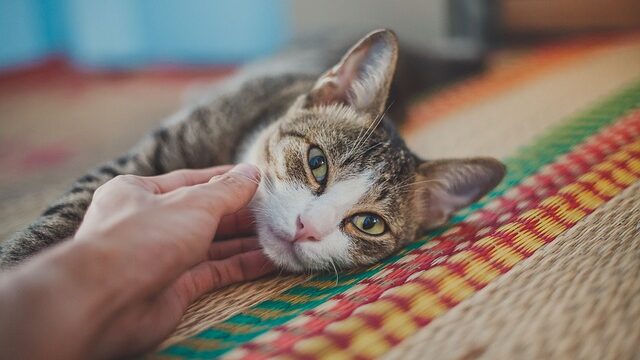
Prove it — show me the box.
[231,163,260,181]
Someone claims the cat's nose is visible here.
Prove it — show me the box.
[293,216,321,242]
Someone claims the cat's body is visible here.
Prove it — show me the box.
[0,30,504,271]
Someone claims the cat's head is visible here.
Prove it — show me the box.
[249,29,505,272]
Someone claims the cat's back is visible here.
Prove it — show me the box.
[183,35,348,107]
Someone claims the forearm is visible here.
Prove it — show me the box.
[0,240,135,360]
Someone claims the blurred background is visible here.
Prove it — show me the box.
[0,0,639,240]
[2,0,639,70]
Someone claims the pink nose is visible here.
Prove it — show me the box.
[293,216,321,242]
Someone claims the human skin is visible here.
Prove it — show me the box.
[0,164,276,359]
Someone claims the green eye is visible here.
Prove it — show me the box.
[352,214,386,236]
[308,146,328,184]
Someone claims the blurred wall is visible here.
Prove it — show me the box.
[0,0,499,70]
[0,0,288,70]
[502,0,640,33]
[290,0,493,59]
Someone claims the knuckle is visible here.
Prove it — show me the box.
[213,174,243,198]
[208,264,230,285]
[92,183,108,197]
[113,174,137,183]
[93,181,118,199]
[237,256,250,280]
[96,175,150,204]
[217,173,254,198]
[209,265,221,283]
[111,174,142,188]
[218,173,243,187]
[116,174,161,193]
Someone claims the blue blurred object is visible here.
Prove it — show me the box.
[0,0,289,70]
[0,0,51,68]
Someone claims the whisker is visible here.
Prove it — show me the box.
[381,176,413,193]
[344,102,388,161]
[345,119,368,160]
[388,178,446,193]
[358,141,384,157]
[329,258,339,286]
[354,101,394,157]
[343,100,395,165]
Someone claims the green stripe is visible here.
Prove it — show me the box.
[157,80,640,359]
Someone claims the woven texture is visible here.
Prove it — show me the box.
[223,119,640,359]
[162,275,313,347]
[405,35,640,159]
[154,33,640,359]
[384,181,640,360]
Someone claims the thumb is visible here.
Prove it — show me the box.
[198,163,261,217]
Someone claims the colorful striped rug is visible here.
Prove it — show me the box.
[153,34,640,359]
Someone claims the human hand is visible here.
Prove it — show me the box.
[0,164,276,360]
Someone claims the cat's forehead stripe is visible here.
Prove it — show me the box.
[279,129,308,141]
[376,188,390,202]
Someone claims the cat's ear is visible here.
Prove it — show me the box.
[414,158,506,229]
[304,29,398,118]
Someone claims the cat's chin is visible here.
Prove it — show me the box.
[258,225,307,273]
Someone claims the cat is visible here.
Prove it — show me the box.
[0,29,505,271]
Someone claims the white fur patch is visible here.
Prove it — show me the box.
[253,170,373,271]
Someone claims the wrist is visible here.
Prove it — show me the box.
[0,239,131,359]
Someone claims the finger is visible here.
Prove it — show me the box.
[215,207,256,239]
[142,165,234,194]
[178,250,276,303]
[208,237,261,260]
[192,163,261,217]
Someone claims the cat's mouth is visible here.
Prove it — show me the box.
[260,223,306,272]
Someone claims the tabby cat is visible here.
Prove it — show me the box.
[0,29,505,271]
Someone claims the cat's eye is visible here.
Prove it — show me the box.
[351,214,386,236]
[308,146,328,184]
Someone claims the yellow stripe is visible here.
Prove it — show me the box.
[476,237,526,267]
[242,308,300,320]
[437,271,476,302]
[272,293,321,304]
